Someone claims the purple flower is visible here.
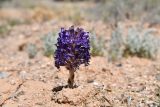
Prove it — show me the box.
[54,26,90,71]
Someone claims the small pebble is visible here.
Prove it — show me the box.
[156,73,160,81]
[116,63,122,67]
[19,71,27,80]
[93,81,104,89]
[9,79,16,85]
[0,71,10,79]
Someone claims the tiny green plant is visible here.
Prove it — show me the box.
[42,32,57,57]
[7,19,24,27]
[90,32,106,56]
[108,25,125,61]
[0,25,10,38]
[27,43,37,59]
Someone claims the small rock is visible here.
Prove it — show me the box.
[93,81,104,89]
[93,81,99,86]
[19,71,27,80]
[116,63,122,67]
[54,75,59,79]
[105,85,112,92]
[131,85,146,92]
[9,79,16,85]
[102,68,107,72]
[87,79,94,83]
[0,72,10,79]
[156,73,160,81]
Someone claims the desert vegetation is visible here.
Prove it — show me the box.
[0,0,160,107]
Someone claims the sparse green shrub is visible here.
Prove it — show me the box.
[42,32,57,57]
[108,26,160,61]
[0,0,11,8]
[86,0,160,26]
[27,43,37,59]
[0,25,10,38]
[108,25,125,61]
[7,19,24,27]
[124,27,142,57]
[124,27,160,59]
[90,32,106,56]
[86,0,129,25]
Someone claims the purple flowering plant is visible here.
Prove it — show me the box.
[54,26,90,88]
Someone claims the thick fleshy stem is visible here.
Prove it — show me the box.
[68,69,75,88]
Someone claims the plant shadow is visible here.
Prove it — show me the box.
[52,85,78,92]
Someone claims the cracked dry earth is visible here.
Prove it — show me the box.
[0,21,159,107]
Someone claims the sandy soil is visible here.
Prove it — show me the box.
[0,20,159,107]
[0,4,159,106]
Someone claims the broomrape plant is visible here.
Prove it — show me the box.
[54,26,90,88]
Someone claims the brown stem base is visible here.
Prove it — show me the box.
[68,69,75,88]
